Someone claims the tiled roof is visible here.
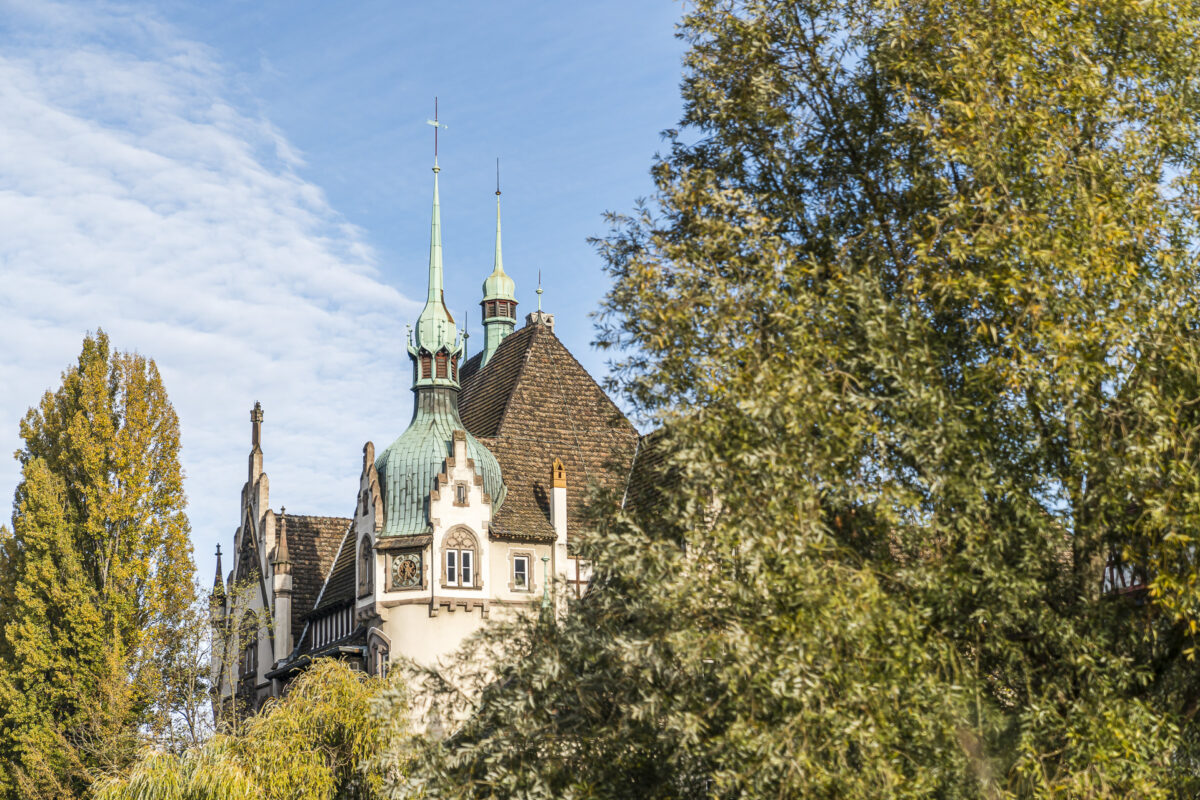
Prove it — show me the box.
[621,429,676,526]
[458,328,531,436]
[309,529,356,616]
[459,321,640,541]
[279,513,351,645]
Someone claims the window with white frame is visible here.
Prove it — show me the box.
[513,555,529,590]
[443,528,479,588]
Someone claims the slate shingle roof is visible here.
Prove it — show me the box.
[279,513,351,644]
[459,321,640,541]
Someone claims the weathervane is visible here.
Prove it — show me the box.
[426,97,448,166]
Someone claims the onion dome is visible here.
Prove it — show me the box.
[375,389,506,537]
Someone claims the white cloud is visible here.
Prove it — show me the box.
[0,1,419,575]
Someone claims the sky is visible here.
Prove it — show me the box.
[0,0,686,584]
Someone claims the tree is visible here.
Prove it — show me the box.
[379,0,1200,797]
[0,331,196,797]
[93,659,409,800]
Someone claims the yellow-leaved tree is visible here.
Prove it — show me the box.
[0,331,196,798]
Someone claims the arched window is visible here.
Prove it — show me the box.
[358,536,373,597]
[442,527,479,589]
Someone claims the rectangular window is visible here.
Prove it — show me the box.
[420,355,432,379]
[514,555,528,590]
[461,550,473,586]
[436,353,448,378]
[446,550,457,585]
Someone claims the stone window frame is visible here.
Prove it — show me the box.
[386,550,425,592]
[507,548,536,593]
[357,535,374,598]
[453,481,469,506]
[440,526,482,590]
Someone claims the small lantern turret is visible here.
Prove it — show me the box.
[480,159,517,369]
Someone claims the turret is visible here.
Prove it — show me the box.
[480,160,517,368]
[375,105,506,538]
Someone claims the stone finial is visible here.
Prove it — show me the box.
[272,514,291,571]
[525,310,555,331]
[212,544,226,596]
[251,401,264,447]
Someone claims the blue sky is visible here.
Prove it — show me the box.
[0,0,685,582]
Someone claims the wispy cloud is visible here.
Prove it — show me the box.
[0,0,418,571]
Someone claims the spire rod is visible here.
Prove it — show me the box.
[426,97,448,164]
[496,157,500,196]
[537,269,543,311]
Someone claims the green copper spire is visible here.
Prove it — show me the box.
[375,105,506,539]
[409,159,463,388]
[480,160,517,368]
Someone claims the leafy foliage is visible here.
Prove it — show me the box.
[380,0,1200,797]
[94,659,409,800]
[0,331,196,797]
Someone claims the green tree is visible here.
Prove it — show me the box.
[0,331,196,797]
[93,659,409,800]
[381,0,1200,797]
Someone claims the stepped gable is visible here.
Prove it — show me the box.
[279,513,350,645]
[459,321,639,541]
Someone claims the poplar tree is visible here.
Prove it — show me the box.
[0,331,195,798]
[384,0,1200,797]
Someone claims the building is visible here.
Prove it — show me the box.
[210,153,641,711]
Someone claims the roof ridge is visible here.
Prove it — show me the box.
[275,512,353,523]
